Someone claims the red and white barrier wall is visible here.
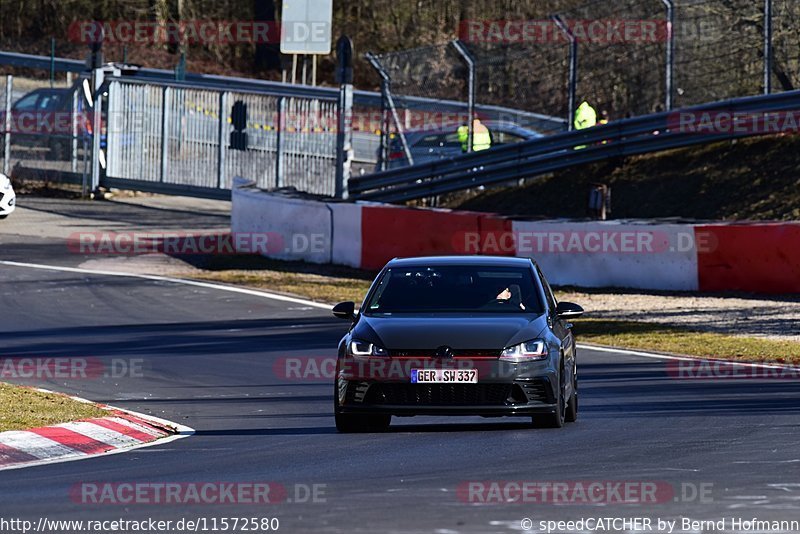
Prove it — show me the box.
[232,183,800,294]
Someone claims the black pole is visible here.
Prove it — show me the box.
[553,15,577,130]
[661,0,675,110]
[764,0,773,94]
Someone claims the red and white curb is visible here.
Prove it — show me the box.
[0,389,194,471]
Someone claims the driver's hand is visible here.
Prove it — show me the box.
[496,288,511,300]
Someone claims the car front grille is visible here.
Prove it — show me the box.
[364,383,512,406]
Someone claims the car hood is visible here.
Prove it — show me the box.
[353,314,548,351]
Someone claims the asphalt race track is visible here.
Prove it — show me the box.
[0,261,799,533]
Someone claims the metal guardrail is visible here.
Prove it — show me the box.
[349,89,800,203]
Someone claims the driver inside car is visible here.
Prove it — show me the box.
[494,284,526,310]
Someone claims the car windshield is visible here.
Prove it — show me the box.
[364,265,543,315]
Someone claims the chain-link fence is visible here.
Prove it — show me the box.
[0,71,92,190]
[365,0,800,157]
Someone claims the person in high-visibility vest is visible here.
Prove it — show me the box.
[457,119,492,152]
[574,101,597,149]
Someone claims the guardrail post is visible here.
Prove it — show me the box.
[160,86,170,184]
[3,75,11,177]
[552,16,577,130]
[452,40,476,153]
[276,96,286,188]
[764,0,773,94]
[216,91,227,189]
[661,0,675,109]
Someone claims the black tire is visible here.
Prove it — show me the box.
[333,382,391,433]
[533,367,566,429]
[565,360,578,423]
[0,215,7,220]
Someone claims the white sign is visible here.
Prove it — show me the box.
[280,0,333,55]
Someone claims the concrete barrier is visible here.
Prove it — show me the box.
[696,223,800,293]
[511,220,700,291]
[231,183,332,264]
[231,182,798,294]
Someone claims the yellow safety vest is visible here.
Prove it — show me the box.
[574,102,597,130]
[458,121,492,152]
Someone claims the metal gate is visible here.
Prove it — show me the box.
[106,78,338,197]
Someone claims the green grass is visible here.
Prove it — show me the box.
[575,319,800,363]
[0,383,107,432]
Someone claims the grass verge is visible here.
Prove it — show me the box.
[0,383,107,432]
[574,319,800,363]
[187,264,800,364]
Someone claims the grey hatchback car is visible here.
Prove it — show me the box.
[386,121,543,168]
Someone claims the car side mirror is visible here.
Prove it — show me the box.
[332,301,356,321]
[556,301,584,319]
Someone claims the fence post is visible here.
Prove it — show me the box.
[335,36,354,199]
[216,91,227,189]
[661,0,675,109]
[764,0,773,94]
[3,75,11,177]
[89,66,104,192]
[276,96,286,188]
[71,84,78,173]
[553,15,577,130]
[452,40,476,153]
[160,86,170,183]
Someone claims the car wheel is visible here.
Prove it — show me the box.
[533,368,566,429]
[334,383,391,433]
[565,362,578,423]
[0,215,7,220]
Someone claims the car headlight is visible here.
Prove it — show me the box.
[500,339,548,362]
[348,339,389,358]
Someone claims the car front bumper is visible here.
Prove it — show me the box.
[336,357,559,417]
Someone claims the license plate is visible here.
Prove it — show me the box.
[410,369,478,383]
